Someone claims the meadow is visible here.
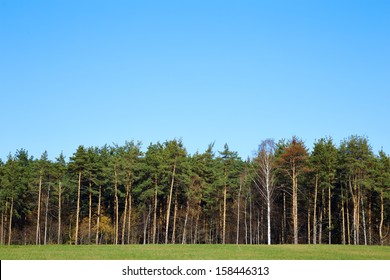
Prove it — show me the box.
[1,244,389,260]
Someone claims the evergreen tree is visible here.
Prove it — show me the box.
[69,145,88,245]
[53,152,67,244]
[217,143,242,244]
[276,136,308,244]
[311,137,337,244]
[375,150,390,245]
[339,135,373,245]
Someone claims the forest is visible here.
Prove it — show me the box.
[0,135,389,246]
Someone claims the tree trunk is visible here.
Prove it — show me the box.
[313,175,318,244]
[95,185,101,245]
[44,184,50,245]
[1,211,4,246]
[368,196,372,245]
[222,168,227,244]
[319,208,323,244]
[244,196,248,244]
[182,200,190,244]
[282,191,286,244]
[159,205,163,243]
[57,180,62,244]
[1,201,8,245]
[236,180,242,244]
[88,179,92,244]
[121,194,128,245]
[350,176,359,245]
[319,186,325,244]
[114,164,119,245]
[341,194,346,245]
[307,193,311,244]
[143,206,151,245]
[361,192,367,245]
[122,183,129,245]
[257,209,260,244]
[346,193,351,245]
[194,197,201,244]
[36,174,42,245]
[292,165,298,244]
[249,192,253,244]
[260,206,264,243]
[127,187,132,244]
[8,195,14,245]
[356,179,361,245]
[165,156,177,244]
[171,192,178,244]
[328,180,332,244]
[75,170,81,245]
[379,190,384,245]
[153,179,158,244]
[266,167,271,245]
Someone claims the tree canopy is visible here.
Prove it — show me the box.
[0,136,389,245]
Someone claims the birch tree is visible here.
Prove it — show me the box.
[253,139,276,245]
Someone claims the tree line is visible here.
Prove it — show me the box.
[0,135,389,246]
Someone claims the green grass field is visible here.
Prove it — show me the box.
[1,244,389,260]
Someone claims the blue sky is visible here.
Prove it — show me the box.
[1,0,389,160]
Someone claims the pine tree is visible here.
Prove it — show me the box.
[276,137,308,244]
[311,137,337,244]
[339,136,373,245]
[69,146,88,245]
[375,150,390,245]
[218,144,242,244]
[53,152,67,244]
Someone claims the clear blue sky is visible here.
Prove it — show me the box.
[1,0,389,161]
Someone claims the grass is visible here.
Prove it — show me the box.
[1,244,390,260]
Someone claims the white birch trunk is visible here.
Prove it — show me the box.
[266,165,271,245]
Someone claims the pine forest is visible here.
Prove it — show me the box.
[0,135,389,246]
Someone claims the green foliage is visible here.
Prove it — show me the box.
[311,137,338,188]
[0,136,390,245]
[217,143,243,195]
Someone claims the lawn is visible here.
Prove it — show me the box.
[0,244,389,260]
